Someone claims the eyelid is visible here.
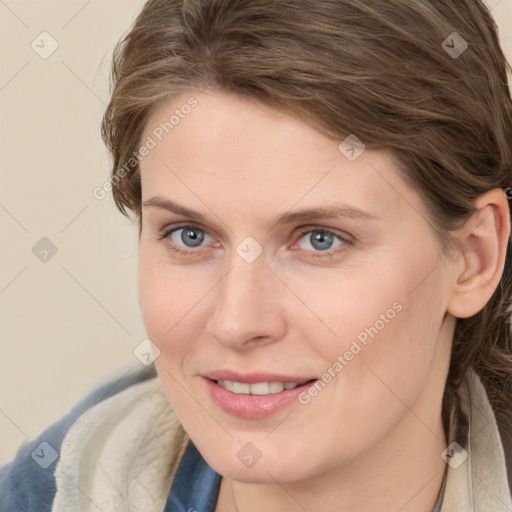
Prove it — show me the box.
[158,222,213,240]
[293,225,353,244]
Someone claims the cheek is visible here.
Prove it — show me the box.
[137,246,221,391]
[137,252,202,406]
[305,255,445,408]
[137,247,205,341]
[137,258,175,341]
[137,265,189,379]
[293,267,406,359]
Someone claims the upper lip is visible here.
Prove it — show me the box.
[202,370,318,384]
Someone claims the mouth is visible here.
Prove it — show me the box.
[203,376,319,419]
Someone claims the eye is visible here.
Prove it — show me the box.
[160,224,215,252]
[294,227,349,254]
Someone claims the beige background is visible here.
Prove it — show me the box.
[1,0,511,464]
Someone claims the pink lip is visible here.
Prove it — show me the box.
[202,375,318,419]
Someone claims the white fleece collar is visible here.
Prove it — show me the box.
[51,368,511,511]
[441,368,512,511]
[52,375,189,512]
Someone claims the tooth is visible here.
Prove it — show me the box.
[269,381,285,393]
[232,381,251,394]
[217,379,304,394]
[250,382,270,395]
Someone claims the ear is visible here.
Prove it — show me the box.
[446,188,511,319]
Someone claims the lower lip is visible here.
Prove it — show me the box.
[204,378,317,419]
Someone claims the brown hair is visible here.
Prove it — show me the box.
[101,0,512,444]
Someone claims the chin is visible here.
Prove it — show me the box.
[203,443,315,484]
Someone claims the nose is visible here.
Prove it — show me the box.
[206,252,287,350]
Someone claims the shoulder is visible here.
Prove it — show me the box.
[500,426,512,496]
[0,364,157,512]
[462,368,512,501]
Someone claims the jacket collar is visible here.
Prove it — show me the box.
[52,367,511,511]
[440,367,512,511]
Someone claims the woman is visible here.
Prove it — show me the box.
[1,0,512,510]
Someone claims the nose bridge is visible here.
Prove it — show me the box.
[207,251,285,347]
[224,259,262,310]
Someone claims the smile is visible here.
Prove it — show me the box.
[204,377,318,419]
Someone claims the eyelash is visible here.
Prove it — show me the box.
[158,224,352,258]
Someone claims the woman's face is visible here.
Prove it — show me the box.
[137,89,455,482]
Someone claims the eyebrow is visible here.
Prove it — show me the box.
[142,196,378,227]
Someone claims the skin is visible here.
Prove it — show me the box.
[136,89,510,512]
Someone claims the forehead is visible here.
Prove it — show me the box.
[138,90,427,225]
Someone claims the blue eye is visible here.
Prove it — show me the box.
[296,229,345,252]
[167,226,213,248]
[171,227,205,247]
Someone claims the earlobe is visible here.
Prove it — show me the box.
[447,188,511,319]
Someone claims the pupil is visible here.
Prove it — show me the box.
[311,231,333,251]
[182,228,204,247]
